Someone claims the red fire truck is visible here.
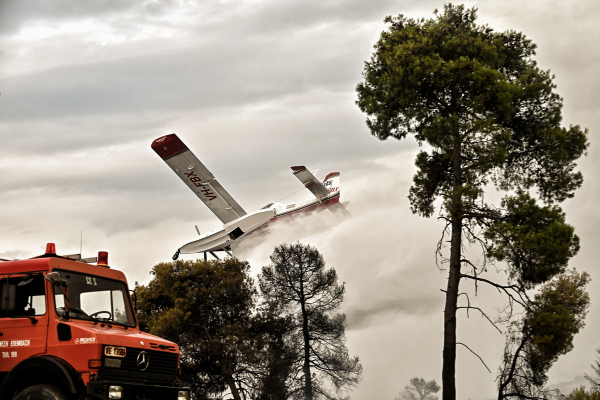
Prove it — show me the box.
[0,243,190,400]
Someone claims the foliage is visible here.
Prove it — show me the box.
[568,387,600,400]
[356,4,588,400]
[497,270,590,399]
[396,377,440,400]
[357,5,587,207]
[484,193,580,289]
[527,270,590,375]
[259,243,362,400]
[135,258,261,400]
[585,348,600,392]
[251,302,302,400]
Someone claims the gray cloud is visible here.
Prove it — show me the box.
[0,0,422,38]
[1,29,359,122]
[0,0,165,36]
[0,0,440,125]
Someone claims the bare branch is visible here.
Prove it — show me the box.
[457,342,491,373]
[501,392,559,400]
[457,306,503,334]
[498,335,528,397]
[457,291,470,308]
[463,212,501,220]
[460,259,481,294]
[460,274,531,309]
[435,219,452,271]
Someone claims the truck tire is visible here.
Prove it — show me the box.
[14,384,70,400]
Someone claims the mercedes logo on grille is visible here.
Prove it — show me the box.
[137,351,150,371]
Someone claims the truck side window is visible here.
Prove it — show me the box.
[55,293,65,308]
[0,274,46,317]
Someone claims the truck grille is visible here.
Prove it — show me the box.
[101,346,179,382]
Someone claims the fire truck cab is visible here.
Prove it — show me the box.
[0,244,190,400]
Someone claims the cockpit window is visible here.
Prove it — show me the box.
[261,203,274,210]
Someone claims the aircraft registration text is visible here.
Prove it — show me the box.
[185,171,217,201]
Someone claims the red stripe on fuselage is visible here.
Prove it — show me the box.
[272,192,340,220]
[211,193,340,253]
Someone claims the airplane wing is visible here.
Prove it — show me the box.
[291,166,330,199]
[152,134,247,224]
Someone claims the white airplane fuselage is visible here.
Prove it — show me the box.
[179,191,341,254]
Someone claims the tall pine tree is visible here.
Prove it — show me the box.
[356,5,588,399]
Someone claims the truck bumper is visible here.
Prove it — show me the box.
[86,382,189,400]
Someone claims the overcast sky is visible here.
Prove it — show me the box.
[1,0,600,399]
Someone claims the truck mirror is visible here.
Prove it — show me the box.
[45,272,65,286]
[46,272,70,319]
[1,284,16,312]
[130,290,137,311]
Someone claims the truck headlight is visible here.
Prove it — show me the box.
[178,390,190,400]
[108,386,124,399]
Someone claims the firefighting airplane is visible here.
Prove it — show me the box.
[151,134,349,260]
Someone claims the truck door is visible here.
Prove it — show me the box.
[0,273,48,371]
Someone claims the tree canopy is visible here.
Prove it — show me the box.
[497,269,590,399]
[259,243,362,400]
[135,250,361,400]
[587,347,600,392]
[568,387,600,400]
[396,377,440,400]
[135,258,261,399]
[356,4,588,400]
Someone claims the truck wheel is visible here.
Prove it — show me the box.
[14,384,70,400]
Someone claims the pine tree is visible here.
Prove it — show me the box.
[356,5,588,399]
[259,243,362,400]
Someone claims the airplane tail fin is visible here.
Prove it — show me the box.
[322,172,340,196]
[323,172,350,217]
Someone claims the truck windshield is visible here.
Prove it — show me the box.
[53,270,136,327]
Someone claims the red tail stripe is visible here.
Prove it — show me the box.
[324,172,340,181]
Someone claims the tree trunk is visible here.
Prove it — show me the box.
[497,335,527,400]
[300,279,313,400]
[442,130,463,400]
[225,374,242,400]
[211,324,241,400]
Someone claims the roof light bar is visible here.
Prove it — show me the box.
[97,251,109,267]
[46,243,56,255]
